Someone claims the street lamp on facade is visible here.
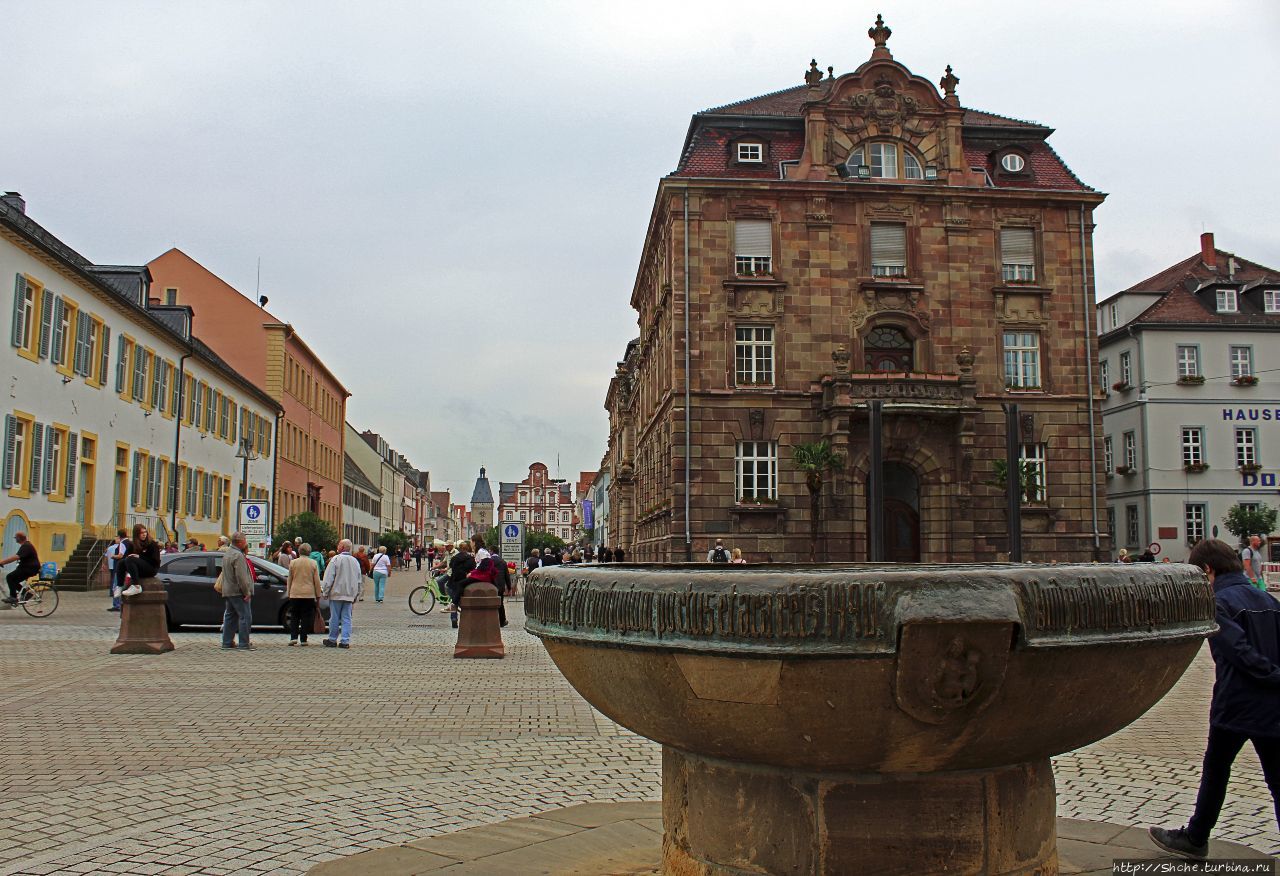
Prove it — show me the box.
[235,437,258,501]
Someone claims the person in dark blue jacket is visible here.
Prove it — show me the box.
[1149,538,1280,860]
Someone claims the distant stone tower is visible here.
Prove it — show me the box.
[470,466,494,532]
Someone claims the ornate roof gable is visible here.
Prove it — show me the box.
[790,18,965,181]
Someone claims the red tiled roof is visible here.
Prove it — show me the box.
[963,144,1092,192]
[702,80,1045,131]
[1119,249,1280,329]
[703,84,814,117]
[671,127,805,179]
[961,108,1047,129]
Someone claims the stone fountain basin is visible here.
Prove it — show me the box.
[525,563,1215,774]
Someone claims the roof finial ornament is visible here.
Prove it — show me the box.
[805,59,824,87]
[827,66,835,79]
[868,13,892,58]
[940,64,960,104]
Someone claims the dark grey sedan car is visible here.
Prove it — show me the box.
[157,551,330,631]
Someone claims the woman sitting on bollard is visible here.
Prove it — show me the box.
[446,540,475,630]
[119,523,161,598]
[460,557,507,628]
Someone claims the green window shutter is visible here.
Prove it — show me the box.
[50,297,66,365]
[145,456,156,510]
[170,364,180,414]
[115,336,127,393]
[43,426,55,494]
[99,326,110,386]
[130,451,141,508]
[38,287,53,357]
[150,354,161,407]
[29,422,44,492]
[132,347,145,401]
[65,432,78,498]
[2,415,15,488]
[75,313,88,374]
[11,275,26,348]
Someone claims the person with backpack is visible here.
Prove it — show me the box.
[707,539,731,563]
[1242,536,1267,591]
[1148,537,1280,860]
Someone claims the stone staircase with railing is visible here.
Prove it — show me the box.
[56,536,108,591]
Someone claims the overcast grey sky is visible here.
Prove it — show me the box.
[4,0,1278,501]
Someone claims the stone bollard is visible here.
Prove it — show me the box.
[454,581,504,658]
[111,577,175,655]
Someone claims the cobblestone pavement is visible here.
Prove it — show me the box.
[0,574,1275,874]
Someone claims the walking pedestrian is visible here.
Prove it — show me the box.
[105,529,126,612]
[371,546,392,603]
[286,543,323,646]
[491,553,511,628]
[524,548,541,576]
[600,546,613,563]
[118,524,160,598]
[1148,538,1280,860]
[321,539,362,649]
[1242,536,1267,591]
[219,532,256,651]
[614,546,626,563]
[731,548,747,564]
[708,539,731,563]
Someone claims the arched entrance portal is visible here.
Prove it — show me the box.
[867,462,920,562]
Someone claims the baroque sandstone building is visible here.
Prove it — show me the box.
[605,18,1109,563]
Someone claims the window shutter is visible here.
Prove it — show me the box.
[2,415,15,489]
[99,326,110,385]
[734,220,772,257]
[870,224,907,267]
[29,423,44,492]
[170,364,180,414]
[78,313,90,374]
[37,289,53,358]
[150,355,162,408]
[115,336,127,392]
[50,297,66,365]
[11,276,26,348]
[65,432,77,498]
[130,451,141,507]
[1001,227,1035,265]
[43,427,55,494]
[133,347,145,401]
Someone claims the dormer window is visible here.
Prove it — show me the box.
[1000,153,1026,173]
[1264,290,1280,313]
[848,143,924,180]
[1216,289,1238,313]
[736,142,764,163]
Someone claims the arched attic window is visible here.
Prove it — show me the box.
[847,142,924,180]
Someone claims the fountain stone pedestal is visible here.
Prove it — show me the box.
[524,563,1215,875]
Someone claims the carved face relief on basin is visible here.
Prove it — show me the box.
[524,564,1215,773]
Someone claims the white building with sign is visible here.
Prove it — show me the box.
[1,194,279,582]
[1098,233,1280,560]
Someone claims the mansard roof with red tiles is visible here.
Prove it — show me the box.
[1111,238,1280,331]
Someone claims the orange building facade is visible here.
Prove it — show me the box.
[147,249,349,535]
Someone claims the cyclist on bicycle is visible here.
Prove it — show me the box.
[1,531,40,606]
